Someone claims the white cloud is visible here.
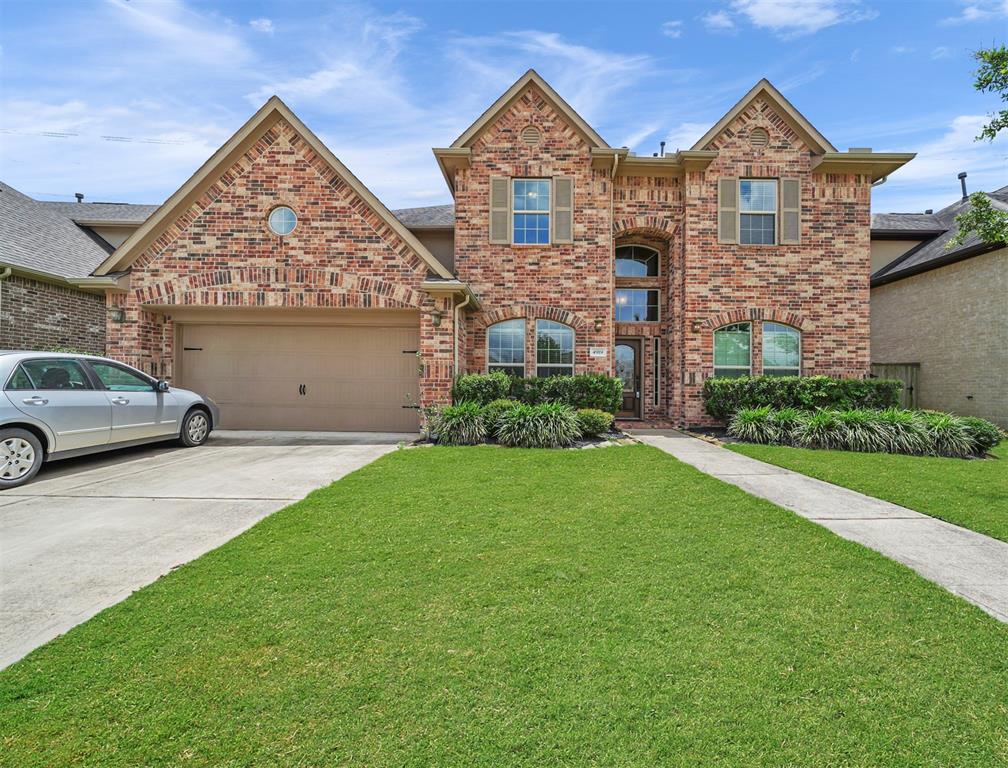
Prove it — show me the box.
[702,10,737,31]
[940,0,1008,25]
[249,18,274,34]
[891,45,914,55]
[661,20,683,38]
[872,114,1008,213]
[850,48,861,62]
[931,46,953,59]
[777,62,829,91]
[730,0,877,38]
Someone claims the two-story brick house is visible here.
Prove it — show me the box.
[87,70,912,430]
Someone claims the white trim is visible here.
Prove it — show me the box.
[535,319,575,376]
[511,178,551,246]
[761,321,802,376]
[486,318,526,377]
[738,179,778,246]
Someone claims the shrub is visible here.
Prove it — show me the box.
[874,408,930,455]
[769,407,804,445]
[576,408,615,437]
[792,409,842,449]
[431,402,487,446]
[727,407,777,444]
[702,375,902,420]
[919,411,974,458]
[451,372,511,406]
[497,403,581,448]
[481,399,520,437]
[959,416,1004,456]
[834,408,887,453]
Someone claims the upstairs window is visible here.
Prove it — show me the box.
[615,245,659,277]
[762,322,801,376]
[536,320,574,377]
[739,179,776,245]
[713,323,751,378]
[512,179,550,245]
[487,319,525,377]
[615,289,659,322]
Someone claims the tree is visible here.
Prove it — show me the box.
[948,45,1008,247]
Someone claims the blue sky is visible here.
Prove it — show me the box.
[1,0,1005,214]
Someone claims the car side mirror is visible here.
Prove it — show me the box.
[155,379,170,392]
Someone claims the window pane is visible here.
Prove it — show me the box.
[739,213,776,245]
[536,319,574,369]
[615,245,659,277]
[713,323,750,375]
[19,359,91,390]
[614,289,659,322]
[739,180,777,212]
[763,322,800,375]
[91,362,154,391]
[488,319,525,375]
[512,179,550,212]
[5,365,35,390]
[536,366,573,378]
[513,213,549,245]
[713,367,751,379]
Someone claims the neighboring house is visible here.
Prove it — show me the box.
[7,70,914,430]
[0,183,156,354]
[870,185,1008,426]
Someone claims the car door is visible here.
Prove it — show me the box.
[86,360,180,443]
[8,358,111,452]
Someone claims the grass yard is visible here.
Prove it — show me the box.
[2,445,1007,767]
[729,442,1008,543]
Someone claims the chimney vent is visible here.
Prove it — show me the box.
[660,140,666,158]
[957,171,968,201]
[74,193,84,203]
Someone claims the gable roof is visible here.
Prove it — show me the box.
[870,212,946,236]
[0,181,154,283]
[392,204,454,228]
[449,69,609,149]
[690,78,838,154]
[96,96,453,279]
[872,185,1008,285]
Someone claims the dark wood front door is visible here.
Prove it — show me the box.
[615,340,641,418]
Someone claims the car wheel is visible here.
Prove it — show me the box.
[179,409,211,447]
[0,428,44,490]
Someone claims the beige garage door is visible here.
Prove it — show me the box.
[179,322,421,432]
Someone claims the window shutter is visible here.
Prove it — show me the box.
[718,177,738,244]
[489,176,510,244]
[781,178,800,245]
[552,177,573,244]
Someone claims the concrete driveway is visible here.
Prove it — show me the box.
[0,430,412,669]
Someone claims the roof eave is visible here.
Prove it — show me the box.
[812,152,916,183]
[432,147,471,197]
[420,278,482,311]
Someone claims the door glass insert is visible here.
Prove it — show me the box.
[615,344,635,390]
[90,362,154,392]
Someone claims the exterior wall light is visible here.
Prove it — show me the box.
[594,319,603,332]
[431,309,443,327]
[108,308,125,323]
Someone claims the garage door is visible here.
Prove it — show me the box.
[178,322,421,432]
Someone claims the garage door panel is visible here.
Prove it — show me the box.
[180,320,421,432]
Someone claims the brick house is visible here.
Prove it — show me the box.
[870,184,1007,426]
[17,70,913,430]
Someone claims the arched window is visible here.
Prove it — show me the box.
[536,320,574,377]
[615,245,659,277]
[487,319,525,377]
[713,323,751,378]
[762,322,801,376]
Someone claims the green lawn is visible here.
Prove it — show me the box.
[2,446,1007,767]
[729,442,1008,543]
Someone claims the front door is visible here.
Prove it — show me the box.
[615,340,641,418]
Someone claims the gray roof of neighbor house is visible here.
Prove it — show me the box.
[0,182,156,281]
[870,212,945,235]
[872,185,1008,286]
[392,204,454,228]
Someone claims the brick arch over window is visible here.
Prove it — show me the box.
[475,304,590,333]
[612,217,680,240]
[134,268,426,310]
[703,307,810,332]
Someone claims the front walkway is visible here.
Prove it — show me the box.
[633,430,1008,623]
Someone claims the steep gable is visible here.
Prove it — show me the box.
[95,97,451,279]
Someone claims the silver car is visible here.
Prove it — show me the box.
[0,351,219,489]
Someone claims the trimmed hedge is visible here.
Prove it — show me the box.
[453,373,622,414]
[703,375,902,420]
[727,407,1003,458]
[481,399,521,437]
[576,408,615,437]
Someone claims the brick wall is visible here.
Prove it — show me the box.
[454,85,614,377]
[108,118,455,407]
[0,274,105,354]
[871,248,1007,426]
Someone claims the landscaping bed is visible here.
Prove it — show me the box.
[2,446,1006,766]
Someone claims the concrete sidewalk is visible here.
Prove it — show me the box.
[633,430,1008,623]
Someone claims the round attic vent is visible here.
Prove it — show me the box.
[520,125,542,146]
[749,127,770,148]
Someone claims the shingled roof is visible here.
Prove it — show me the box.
[0,182,155,281]
[391,204,454,228]
[872,185,1008,286]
